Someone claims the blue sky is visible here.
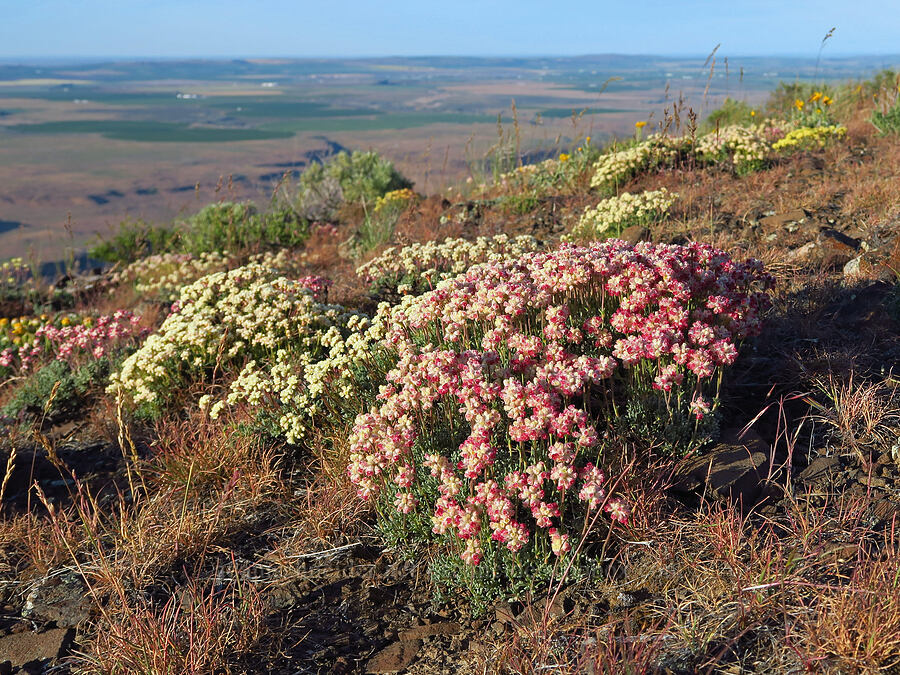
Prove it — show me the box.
[1,0,898,58]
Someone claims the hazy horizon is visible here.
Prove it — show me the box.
[2,53,900,64]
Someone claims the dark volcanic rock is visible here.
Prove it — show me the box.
[0,627,73,667]
[675,429,769,505]
[797,455,840,485]
[366,639,422,673]
[23,571,92,627]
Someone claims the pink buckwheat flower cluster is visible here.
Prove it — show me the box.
[347,239,772,572]
[35,311,144,364]
[0,311,143,374]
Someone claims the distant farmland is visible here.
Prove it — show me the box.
[0,54,892,261]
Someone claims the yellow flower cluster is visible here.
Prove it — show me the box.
[772,125,846,151]
[0,257,30,289]
[571,188,677,240]
[356,234,541,295]
[373,188,417,214]
[1,315,41,349]
[0,314,73,350]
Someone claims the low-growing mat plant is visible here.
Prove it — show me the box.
[347,239,772,606]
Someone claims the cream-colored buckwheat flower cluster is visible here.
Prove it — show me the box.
[114,251,237,301]
[588,118,838,189]
[694,124,772,171]
[109,263,356,418]
[221,309,386,443]
[356,234,541,296]
[572,188,677,240]
[590,136,691,191]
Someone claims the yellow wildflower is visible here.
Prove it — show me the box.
[822,95,832,106]
[559,153,570,162]
[809,91,822,103]
[60,316,71,326]
[635,121,648,129]
[794,99,805,111]
[750,110,756,117]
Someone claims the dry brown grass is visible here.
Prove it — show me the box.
[78,568,268,675]
[488,491,900,674]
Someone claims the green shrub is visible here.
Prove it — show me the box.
[703,97,757,131]
[179,202,309,256]
[872,103,900,134]
[297,151,413,219]
[89,219,181,264]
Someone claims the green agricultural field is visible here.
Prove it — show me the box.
[209,99,376,118]
[537,106,636,118]
[7,120,294,142]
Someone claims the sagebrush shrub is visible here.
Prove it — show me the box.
[297,151,413,218]
[179,202,309,256]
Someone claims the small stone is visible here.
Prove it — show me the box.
[760,209,806,229]
[787,241,818,263]
[856,474,887,489]
[494,601,516,624]
[366,639,421,673]
[819,228,861,252]
[871,500,900,523]
[675,429,769,505]
[23,571,92,628]
[843,256,863,278]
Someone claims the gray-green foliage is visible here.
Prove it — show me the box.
[1,358,111,421]
[872,103,900,135]
[297,151,413,219]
